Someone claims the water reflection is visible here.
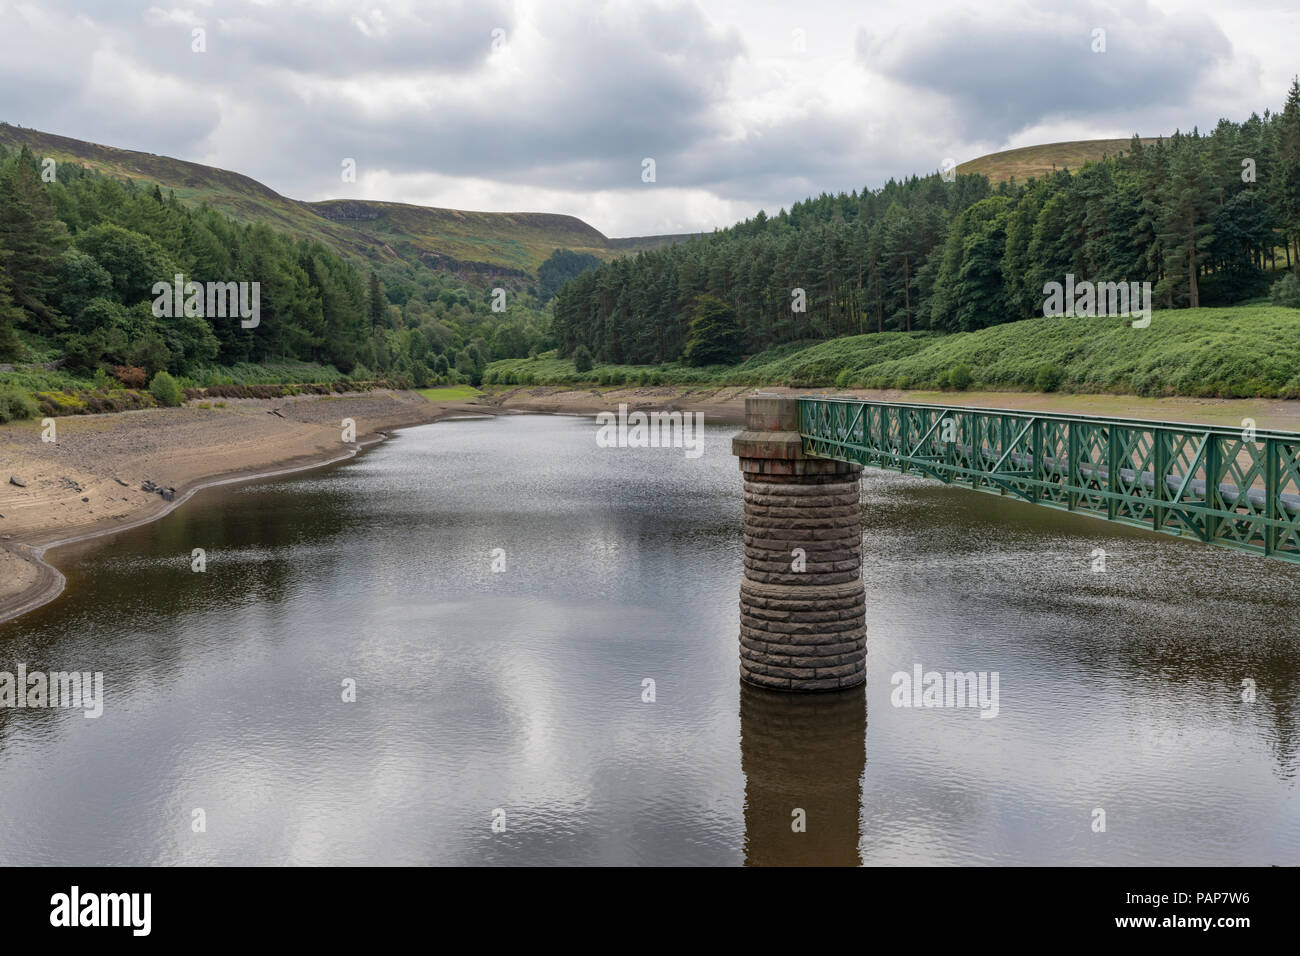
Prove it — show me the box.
[741,680,866,866]
[0,415,1297,865]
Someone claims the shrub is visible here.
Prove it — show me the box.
[1271,272,1300,309]
[790,361,833,387]
[834,368,856,388]
[34,390,91,416]
[1034,363,1063,392]
[114,365,147,389]
[0,384,40,423]
[128,333,171,378]
[149,370,184,407]
[80,390,151,414]
[573,345,594,373]
[92,367,117,391]
[946,364,972,390]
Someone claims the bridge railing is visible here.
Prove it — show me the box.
[797,396,1300,563]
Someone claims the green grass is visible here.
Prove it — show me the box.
[485,336,934,389]
[0,367,96,392]
[486,305,1300,398]
[418,385,483,402]
[191,363,347,387]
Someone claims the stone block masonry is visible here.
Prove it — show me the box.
[732,395,866,691]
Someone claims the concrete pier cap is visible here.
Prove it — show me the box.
[734,393,867,692]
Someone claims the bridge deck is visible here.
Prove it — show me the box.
[798,397,1300,563]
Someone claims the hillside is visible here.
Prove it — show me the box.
[0,125,1170,279]
[489,306,1300,399]
[957,137,1162,183]
[0,124,689,280]
[553,83,1300,369]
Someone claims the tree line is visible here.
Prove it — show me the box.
[0,141,551,385]
[553,82,1300,366]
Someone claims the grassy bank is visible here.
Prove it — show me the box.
[486,305,1300,399]
[417,385,483,402]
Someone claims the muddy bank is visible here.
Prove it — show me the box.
[0,390,479,623]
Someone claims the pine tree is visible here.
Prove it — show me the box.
[1156,142,1215,308]
[681,294,741,366]
[1001,181,1045,318]
[1275,78,1300,264]
[367,271,385,331]
[0,145,69,331]
[0,264,23,360]
[882,202,919,331]
[1131,139,1170,288]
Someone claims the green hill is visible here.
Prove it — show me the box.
[0,123,689,280]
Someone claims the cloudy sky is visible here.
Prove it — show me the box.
[1,0,1296,237]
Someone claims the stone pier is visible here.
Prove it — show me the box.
[732,394,866,692]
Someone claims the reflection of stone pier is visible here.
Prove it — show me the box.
[733,395,866,691]
[740,679,866,866]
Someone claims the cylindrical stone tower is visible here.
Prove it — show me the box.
[732,394,866,692]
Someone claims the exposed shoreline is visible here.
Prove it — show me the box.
[7,382,1300,625]
[0,390,474,625]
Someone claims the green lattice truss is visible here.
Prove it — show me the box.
[799,397,1300,563]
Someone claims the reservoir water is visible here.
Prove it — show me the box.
[1,413,1296,865]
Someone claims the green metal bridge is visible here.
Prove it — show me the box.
[797,396,1300,564]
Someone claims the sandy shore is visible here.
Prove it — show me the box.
[0,389,477,623]
[7,382,1300,624]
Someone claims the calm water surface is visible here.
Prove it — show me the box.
[1,413,1297,865]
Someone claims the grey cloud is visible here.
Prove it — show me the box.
[30,0,513,76]
[0,0,1265,235]
[863,0,1232,139]
[184,1,747,193]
